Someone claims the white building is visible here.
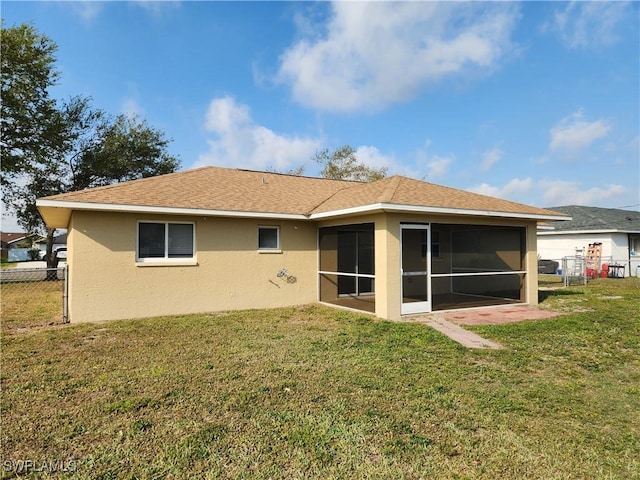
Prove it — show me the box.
[538,206,640,278]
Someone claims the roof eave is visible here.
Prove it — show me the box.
[35,199,308,225]
[310,203,571,222]
[7,237,27,244]
[538,228,640,235]
[36,198,572,227]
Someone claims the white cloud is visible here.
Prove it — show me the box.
[539,180,626,206]
[69,1,104,24]
[132,1,181,17]
[469,177,533,200]
[121,98,144,118]
[468,182,499,198]
[480,146,503,171]
[425,155,454,180]
[353,145,396,172]
[278,2,519,112]
[197,96,321,171]
[412,140,455,180]
[204,97,251,133]
[549,111,611,155]
[551,1,630,49]
[468,177,627,207]
[67,1,180,24]
[504,177,534,197]
[198,98,405,175]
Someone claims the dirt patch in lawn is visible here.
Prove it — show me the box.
[441,305,563,326]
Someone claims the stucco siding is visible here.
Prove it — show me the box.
[68,211,318,322]
[525,224,538,305]
[68,209,541,323]
[376,214,401,320]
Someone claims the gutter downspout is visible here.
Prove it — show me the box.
[629,234,633,278]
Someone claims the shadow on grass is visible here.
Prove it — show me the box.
[538,288,584,303]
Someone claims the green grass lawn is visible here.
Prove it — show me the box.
[1,279,638,479]
[538,273,564,287]
[1,280,65,330]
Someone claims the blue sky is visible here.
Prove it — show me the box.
[2,1,639,230]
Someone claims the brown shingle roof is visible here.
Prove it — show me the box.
[38,166,568,223]
[42,167,359,215]
[1,232,30,244]
[312,175,564,218]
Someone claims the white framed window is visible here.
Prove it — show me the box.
[137,221,195,263]
[258,226,280,252]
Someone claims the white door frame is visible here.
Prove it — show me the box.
[400,224,432,315]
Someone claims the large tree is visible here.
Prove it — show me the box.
[13,97,179,267]
[71,111,179,190]
[314,145,387,182]
[1,23,179,268]
[1,23,60,187]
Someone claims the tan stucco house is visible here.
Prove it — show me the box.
[36,166,568,323]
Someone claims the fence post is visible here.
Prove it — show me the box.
[63,264,69,324]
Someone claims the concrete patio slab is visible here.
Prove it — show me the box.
[441,305,562,326]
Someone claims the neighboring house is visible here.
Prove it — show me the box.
[36,166,568,323]
[537,206,640,277]
[0,232,39,262]
[36,233,68,258]
[1,232,36,249]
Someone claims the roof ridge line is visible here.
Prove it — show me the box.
[236,167,362,184]
[307,182,362,216]
[378,175,403,203]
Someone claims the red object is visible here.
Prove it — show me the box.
[601,264,609,278]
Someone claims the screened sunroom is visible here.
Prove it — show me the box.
[318,220,528,316]
[429,223,527,311]
[318,223,376,313]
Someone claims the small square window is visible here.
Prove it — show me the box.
[258,226,279,250]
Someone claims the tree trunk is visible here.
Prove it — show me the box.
[44,227,59,281]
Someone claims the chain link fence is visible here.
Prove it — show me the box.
[0,266,68,328]
[561,256,587,286]
[539,255,633,288]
